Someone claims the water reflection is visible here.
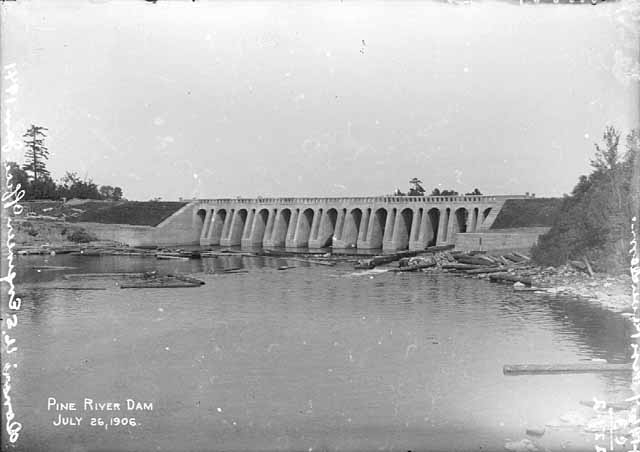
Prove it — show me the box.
[10,254,634,452]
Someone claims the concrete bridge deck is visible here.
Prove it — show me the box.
[176,195,528,251]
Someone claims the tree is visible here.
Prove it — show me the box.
[22,125,50,181]
[59,171,101,199]
[408,177,425,196]
[3,161,30,193]
[430,188,441,196]
[99,185,124,201]
[532,126,639,272]
[112,187,123,201]
[465,188,482,195]
[591,126,623,209]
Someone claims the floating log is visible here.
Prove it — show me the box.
[388,262,436,272]
[64,272,152,279]
[579,400,633,411]
[512,251,531,261]
[504,253,526,263]
[156,254,189,260]
[79,249,106,256]
[120,282,200,289]
[223,267,242,272]
[465,266,507,275]
[288,257,336,266]
[503,362,632,375]
[32,266,77,270]
[489,273,533,286]
[455,255,498,266]
[354,250,421,269]
[40,287,107,291]
[441,263,487,270]
[17,248,51,255]
[170,274,205,285]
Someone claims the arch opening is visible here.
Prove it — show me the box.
[427,208,440,247]
[455,208,468,233]
[368,208,388,248]
[317,208,338,247]
[227,209,248,245]
[196,209,207,238]
[208,209,227,245]
[393,208,414,250]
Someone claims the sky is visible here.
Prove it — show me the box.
[1,0,638,201]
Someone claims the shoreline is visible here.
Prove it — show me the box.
[13,219,632,316]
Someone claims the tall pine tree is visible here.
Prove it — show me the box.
[22,125,50,181]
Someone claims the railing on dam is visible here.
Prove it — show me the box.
[197,194,529,205]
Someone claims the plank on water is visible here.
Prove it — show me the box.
[503,363,632,375]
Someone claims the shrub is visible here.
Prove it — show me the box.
[68,229,97,243]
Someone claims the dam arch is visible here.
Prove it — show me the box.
[186,195,522,249]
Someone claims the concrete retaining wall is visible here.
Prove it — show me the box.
[75,222,156,247]
[454,227,550,252]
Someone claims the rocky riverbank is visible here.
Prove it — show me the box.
[386,250,634,316]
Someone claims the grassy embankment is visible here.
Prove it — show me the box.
[490,198,564,230]
[15,200,186,247]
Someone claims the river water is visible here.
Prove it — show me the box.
[8,252,633,452]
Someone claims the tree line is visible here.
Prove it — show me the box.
[4,125,124,201]
[392,178,482,197]
[531,126,639,272]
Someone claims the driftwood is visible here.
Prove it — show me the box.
[465,266,507,275]
[504,362,631,375]
[489,273,533,286]
[169,274,205,285]
[39,287,107,291]
[579,400,632,411]
[583,256,595,278]
[64,272,153,279]
[121,281,201,288]
[441,263,487,270]
[32,266,77,270]
[512,251,530,261]
[388,262,436,272]
[120,273,204,288]
[287,257,336,267]
[354,250,423,269]
[454,255,497,266]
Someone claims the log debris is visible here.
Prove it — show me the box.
[503,362,631,375]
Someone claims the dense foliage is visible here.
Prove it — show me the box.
[531,127,640,273]
[3,125,124,201]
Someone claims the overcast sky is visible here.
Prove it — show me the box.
[1,0,638,200]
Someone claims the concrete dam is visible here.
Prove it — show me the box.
[173,195,528,251]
